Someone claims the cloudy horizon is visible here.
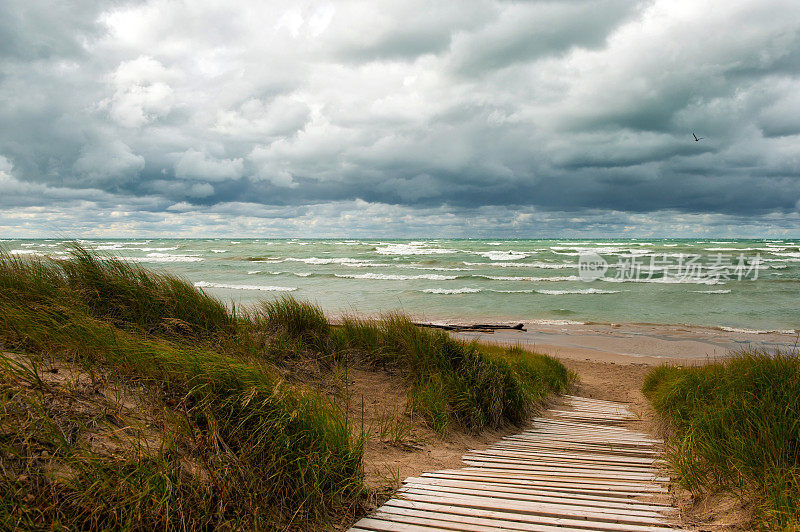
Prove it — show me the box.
[1,0,799,238]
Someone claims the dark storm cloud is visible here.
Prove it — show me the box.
[447,0,639,75]
[0,0,799,236]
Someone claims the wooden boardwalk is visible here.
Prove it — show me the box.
[350,395,688,532]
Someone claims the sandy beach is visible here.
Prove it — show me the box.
[452,320,797,365]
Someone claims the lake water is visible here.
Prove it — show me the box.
[4,238,798,332]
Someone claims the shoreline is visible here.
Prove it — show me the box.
[322,306,798,365]
[324,308,797,364]
[448,319,798,365]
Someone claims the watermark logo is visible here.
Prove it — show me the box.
[578,253,762,283]
[578,252,609,281]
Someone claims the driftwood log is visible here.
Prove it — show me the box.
[414,322,526,332]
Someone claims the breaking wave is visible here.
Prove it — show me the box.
[194,281,296,292]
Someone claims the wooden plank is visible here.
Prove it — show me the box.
[506,434,662,448]
[398,484,668,518]
[532,418,652,435]
[428,469,669,492]
[387,494,683,530]
[519,425,661,439]
[564,395,634,407]
[462,454,659,474]
[523,429,657,441]
[493,444,663,467]
[461,460,669,482]
[375,505,614,532]
[469,448,660,466]
[523,421,652,435]
[549,416,633,425]
[420,471,667,496]
[551,410,632,419]
[386,499,681,532]
[401,483,670,515]
[490,443,661,460]
[520,421,663,438]
[526,421,638,432]
[402,477,671,509]
[476,447,660,465]
[352,517,449,531]
[498,435,662,450]
[562,408,631,415]
[371,510,499,532]
[466,450,660,468]
[460,459,660,477]
[504,438,660,450]
[368,513,502,532]
[563,403,633,413]
[550,409,633,418]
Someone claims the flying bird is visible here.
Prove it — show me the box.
[693,132,704,142]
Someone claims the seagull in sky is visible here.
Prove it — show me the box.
[692,132,704,142]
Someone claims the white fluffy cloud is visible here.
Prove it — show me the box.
[174,149,243,181]
[73,139,146,182]
[104,56,178,127]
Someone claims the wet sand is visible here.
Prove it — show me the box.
[452,321,798,365]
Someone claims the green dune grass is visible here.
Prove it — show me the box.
[0,246,571,530]
[643,351,800,529]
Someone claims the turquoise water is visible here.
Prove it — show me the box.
[3,238,798,332]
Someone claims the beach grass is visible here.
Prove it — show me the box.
[0,247,571,529]
[0,250,363,529]
[331,311,573,432]
[643,350,800,529]
[250,298,573,432]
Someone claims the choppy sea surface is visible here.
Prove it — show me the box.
[3,238,799,332]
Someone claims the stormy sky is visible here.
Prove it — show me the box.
[1,0,799,237]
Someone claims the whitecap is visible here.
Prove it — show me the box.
[768,251,800,258]
[422,287,482,294]
[95,245,178,252]
[464,261,576,269]
[489,289,537,293]
[335,273,457,281]
[119,253,203,263]
[718,326,796,334]
[691,289,732,294]
[550,246,652,256]
[602,276,722,285]
[374,242,455,255]
[475,251,530,261]
[529,319,586,325]
[536,288,620,295]
[194,281,296,292]
[704,247,759,251]
[8,249,40,255]
[285,257,374,266]
[478,275,584,282]
[398,265,473,271]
